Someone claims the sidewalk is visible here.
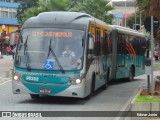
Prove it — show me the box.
[122,61,160,120]
[0,55,160,120]
[0,55,13,84]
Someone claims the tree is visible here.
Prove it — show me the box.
[21,0,114,25]
[136,0,160,19]
[69,0,114,24]
[136,0,160,39]
[16,0,39,24]
[67,0,83,9]
[127,12,145,29]
[21,0,68,24]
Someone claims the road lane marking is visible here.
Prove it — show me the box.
[114,86,142,120]
[0,79,11,86]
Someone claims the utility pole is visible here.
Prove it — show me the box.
[124,0,127,27]
[144,16,159,94]
[134,6,136,30]
[140,12,142,28]
[151,16,154,93]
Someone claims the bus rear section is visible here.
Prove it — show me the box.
[112,26,147,80]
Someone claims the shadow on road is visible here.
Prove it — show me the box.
[18,78,143,105]
[18,95,88,105]
[108,78,143,86]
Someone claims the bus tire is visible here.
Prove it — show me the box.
[30,94,39,99]
[128,67,134,81]
[83,94,91,100]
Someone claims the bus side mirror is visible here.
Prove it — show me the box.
[89,36,94,50]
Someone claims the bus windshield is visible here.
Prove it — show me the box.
[15,28,85,71]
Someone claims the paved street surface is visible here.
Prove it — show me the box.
[0,55,159,120]
[0,55,13,84]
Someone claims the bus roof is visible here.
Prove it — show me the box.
[22,11,93,29]
[109,25,145,37]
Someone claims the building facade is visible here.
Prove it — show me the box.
[111,0,136,27]
[0,0,20,36]
[0,0,21,54]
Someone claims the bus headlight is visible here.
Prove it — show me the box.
[71,79,81,84]
[14,75,19,80]
[75,79,81,84]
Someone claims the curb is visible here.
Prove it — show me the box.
[0,77,12,80]
[114,87,142,120]
[0,77,12,85]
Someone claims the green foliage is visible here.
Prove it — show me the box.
[48,0,68,11]
[136,0,150,16]
[67,0,83,9]
[69,0,114,24]
[136,0,160,39]
[127,12,145,29]
[136,96,160,102]
[23,2,49,23]
[16,0,39,24]
[20,0,69,24]
[19,0,114,25]
[136,0,160,19]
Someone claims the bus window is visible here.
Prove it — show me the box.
[117,34,126,67]
[15,28,85,70]
[103,31,108,55]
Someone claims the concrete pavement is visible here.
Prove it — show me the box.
[0,55,13,84]
[122,61,160,120]
[0,55,160,120]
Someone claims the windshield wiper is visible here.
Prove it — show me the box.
[24,35,31,71]
[47,38,65,73]
[24,36,28,55]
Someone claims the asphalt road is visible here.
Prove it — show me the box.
[0,56,147,120]
[0,77,146,120]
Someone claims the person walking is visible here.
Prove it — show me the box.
[154,49,159,62]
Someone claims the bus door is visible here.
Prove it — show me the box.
[102,31,112,74]
[135,37,141,67]
[117,34,126,67]
[95,28,101,74]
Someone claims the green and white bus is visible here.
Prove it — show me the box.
[12,12,147,99]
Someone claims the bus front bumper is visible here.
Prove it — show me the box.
[12,79,88,98]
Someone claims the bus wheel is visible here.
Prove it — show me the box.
[128,67,134,81]
[30,94,39,99]
[83,94,91,100]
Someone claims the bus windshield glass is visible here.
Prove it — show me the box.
[15,28,85,71]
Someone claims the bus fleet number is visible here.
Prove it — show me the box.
[26,76,39,82]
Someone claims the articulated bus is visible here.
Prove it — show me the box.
[12,12,147,99]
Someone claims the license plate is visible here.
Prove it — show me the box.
[39,89,51,93]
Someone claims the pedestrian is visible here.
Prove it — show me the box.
[1,30,6,55]
[154,49,159,62]
[12,44,16,59]
[6,46,12,55]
